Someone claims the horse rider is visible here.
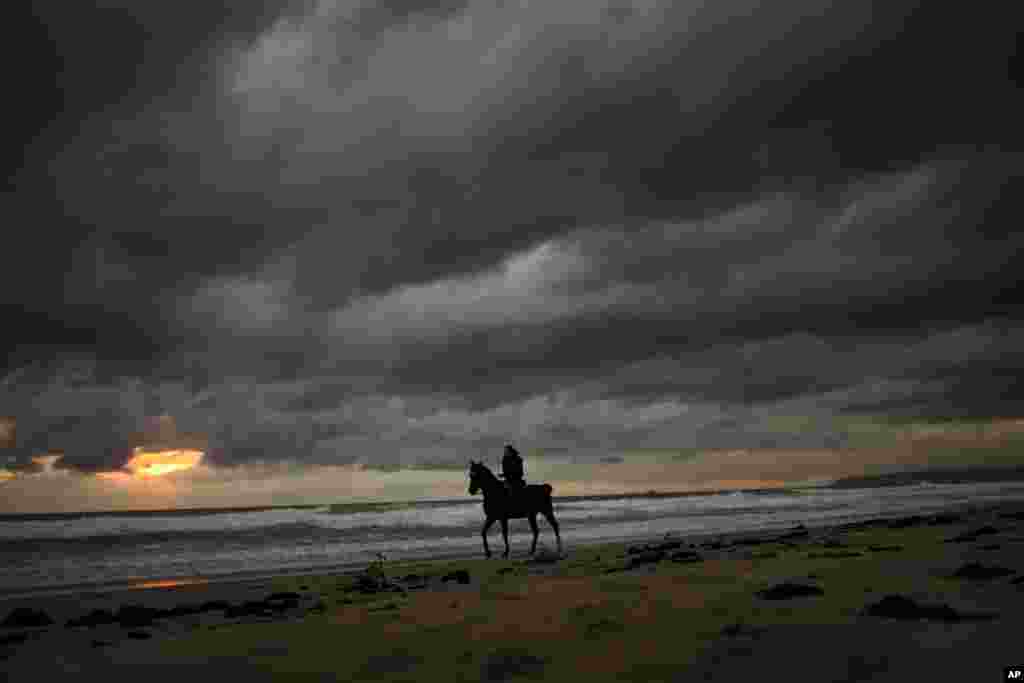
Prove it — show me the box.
[500,444,526,491]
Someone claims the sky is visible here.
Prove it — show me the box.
[2,1,1022,512]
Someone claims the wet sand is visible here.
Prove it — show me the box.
[3,498,1024,682]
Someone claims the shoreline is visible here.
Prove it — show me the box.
[2,497,1021,608]
[1,494,1017,602]
[4,496,1024,681]
[2,497,1024,683]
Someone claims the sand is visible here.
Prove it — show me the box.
[3,498,1024,682]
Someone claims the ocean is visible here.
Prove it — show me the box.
[3,480,1024,597]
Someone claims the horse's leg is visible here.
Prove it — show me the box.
[528,514,540,555]
[481,517,495,558]
[542,506,562,555]
[497,520,509,557]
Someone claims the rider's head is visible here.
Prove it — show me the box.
[504,444,519,457]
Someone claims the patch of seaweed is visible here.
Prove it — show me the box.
[755,582,823,600]
[863,594,997,622]
[951,562,1015,580]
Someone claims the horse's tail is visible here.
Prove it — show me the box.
[542,483,556,513]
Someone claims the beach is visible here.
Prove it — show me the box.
[3,497,1024,682]
[6,478,1024,598]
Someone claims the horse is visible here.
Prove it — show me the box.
[467,460,562,559]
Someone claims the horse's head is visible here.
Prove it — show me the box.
[468,460,494,495]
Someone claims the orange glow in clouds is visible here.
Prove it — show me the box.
[97,448,204,481]
[127,448,204,476]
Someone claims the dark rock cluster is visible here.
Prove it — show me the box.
[627,540,684,555]
[720,621,766,638]
[732,537,769,547]
[350,573,406,594]
[1,608,54,628]
[807,551,863,559]
[62,593,306,629]
[0,631,30,646]
[950,562,1015,581]
[670,550,703,564]
[863,594,997,622]
[774,525,810,542]
[946,526,1000,543]
[838,512,961,532]
[755,582,824,600]
[481,649,547,683]
[441,569,471,585]
[627,550,666,567]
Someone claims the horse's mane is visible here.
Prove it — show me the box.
[471,461,499,482]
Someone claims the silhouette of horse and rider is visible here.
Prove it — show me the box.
[468,444,562,559]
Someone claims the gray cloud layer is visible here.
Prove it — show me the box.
[3,0,1021,473]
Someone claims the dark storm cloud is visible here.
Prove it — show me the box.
[3,1,1021,472]
[323,154,1021,404]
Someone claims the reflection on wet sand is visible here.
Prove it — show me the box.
[129,577,209,591]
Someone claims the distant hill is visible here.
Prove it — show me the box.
[829,464,1024,489]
